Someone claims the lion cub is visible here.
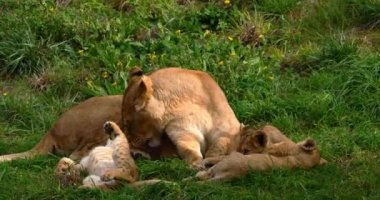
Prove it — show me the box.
[195,138,324,182]
[55,121,137,189]
[195,125,327,181]
[238,125,295,154]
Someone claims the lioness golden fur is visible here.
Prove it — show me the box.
[122,67,242,168]
[0,95,177,162]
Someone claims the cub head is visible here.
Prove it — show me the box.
[122,67,164,147]
[55,157,76,176]
[238,127,268,154]
[55,157,81,187]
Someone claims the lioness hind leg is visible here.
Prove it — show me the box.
[101,168,135,183]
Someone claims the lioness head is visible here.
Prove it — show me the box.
[122,67,165,147]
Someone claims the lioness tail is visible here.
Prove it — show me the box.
[0,132,55,162]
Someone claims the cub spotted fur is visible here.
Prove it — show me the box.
[0,95,177,162]
[56,121,170,189]
[122,67,242,169]
[195,138,325,182]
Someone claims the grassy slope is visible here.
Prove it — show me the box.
[0,0,379,199]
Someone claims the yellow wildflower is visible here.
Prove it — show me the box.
[218,60,224,65]
[175,29,181,35]
[78,49,85,56]
[228,36,233,41]
[86,80,94,89]
[259,34,264,39]
[204,30,211,37]
[3,92,8,96]
[101,71,110,79]
[268,76,274,80]
[224,0,231,5]
[148,52,157,60]
[117,61,123,67]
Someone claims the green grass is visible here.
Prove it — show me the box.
[1,0,379,199]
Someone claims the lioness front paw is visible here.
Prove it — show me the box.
[130,149,151,160]
[201,158,215,168]
[190,161,205,171]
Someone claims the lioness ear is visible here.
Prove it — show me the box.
[128,66,144,85]
[129,66,144,77]
[300,139,316,151]
[134,76,153,111]
[252,130,268,149]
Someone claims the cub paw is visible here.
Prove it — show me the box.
[103,121,114,134]
[101,170,114,182]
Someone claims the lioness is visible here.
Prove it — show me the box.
[0,95,177,162]
[122,67,242,168]
[195,138,325,182]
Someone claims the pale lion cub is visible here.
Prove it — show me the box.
[122,67,241,169]
[55,121,137,189]
[55,121,169,189]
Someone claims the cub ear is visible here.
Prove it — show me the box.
[252,130,268,149]
[300,138,317,151]
[134,76,153,111]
